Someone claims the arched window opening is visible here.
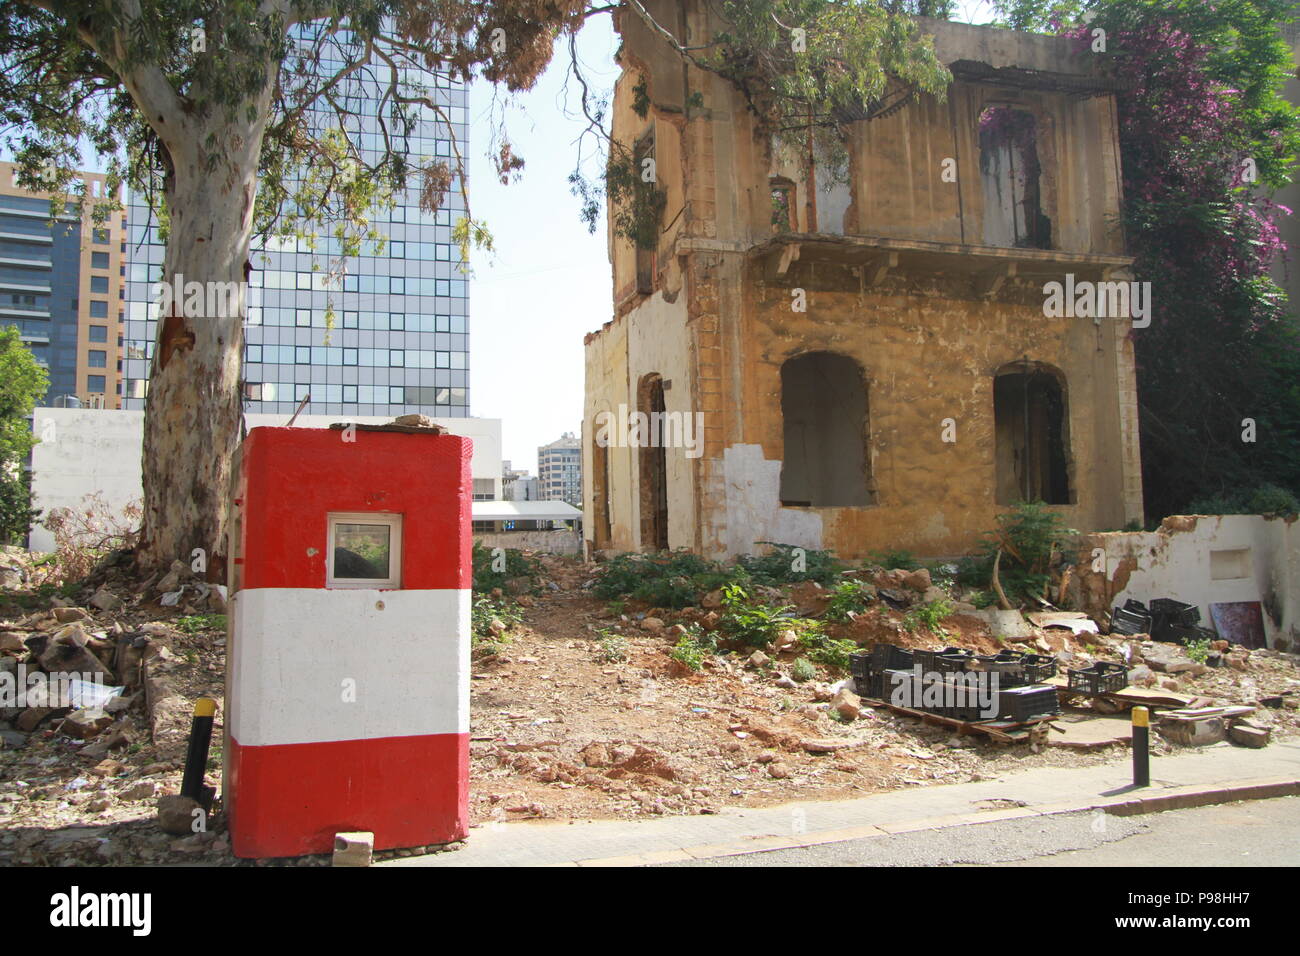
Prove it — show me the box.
[638,373,669,550]
[779,352,871,507]
[994,362,1072,505]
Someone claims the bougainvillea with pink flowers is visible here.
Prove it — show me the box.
[997,0,1300,519]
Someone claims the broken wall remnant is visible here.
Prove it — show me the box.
[583,4,1143,561]
[1072,514,1300,651]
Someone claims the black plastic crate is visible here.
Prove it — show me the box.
[913,646,968,671]
[1110,605,1150,636]
[849,651,872,684]
[1150,598,1200,627]
[939,677,991,721]
[1066,661,1128,695]
[996,684,1061,722]
[850,652,884,699]
[971,652,1026,688]
[870,643,914,671]
[857,670,884,700]
[1020,653,1058,683]
[880,668,917,705]
[1152,618,1215,645]
[932,652,973,676]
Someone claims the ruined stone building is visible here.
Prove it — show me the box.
[583,5,1145,560]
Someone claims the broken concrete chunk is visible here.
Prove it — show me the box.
[16,707,57,731]
[51,607,91,623]
[830,687,862,720]
[89,588,120,612]
[1127,664,1155,686]
[980,609,1035,641]
[332,831,374,867]
[392,413,435,428]
[120,780,158,801]
[901,568,931,592]
[157,794,202,835]
[60,708,114,740]
[1228,721,1271,748]
[1157,716,1225,747]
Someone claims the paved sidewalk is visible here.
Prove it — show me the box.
[385,740,1300,867]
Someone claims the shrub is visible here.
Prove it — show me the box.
[868,549,919,570]
[791,657,817,682]
[738,542,841,586]
[471,542,536,594]
[903,599,954,636]
[596,630,629,663]
[593,550,746,609]
[720,583,795,648]
[40,493,141,586]
[175,614,226,634]
[669,624,716,672]
[824,579,875,623]
[796,627,856,671]
[471,593,523,654]
[1186,483,1300,517]
[959,502,1076,606]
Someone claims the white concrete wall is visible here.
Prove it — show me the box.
[28,408,504,552]
[1095,514,1300,650]
[473,528,582,555]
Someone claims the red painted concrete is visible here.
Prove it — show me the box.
[226,425,472,858]
[226,732,470,857]
[232,427,472,592]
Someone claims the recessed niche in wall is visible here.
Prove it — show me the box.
[1209,548,1251,581]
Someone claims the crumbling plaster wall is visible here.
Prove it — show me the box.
[793,80,1125,252]
[705,264,1134,560]
[1073,515,1300,651]
[583,291,697,553]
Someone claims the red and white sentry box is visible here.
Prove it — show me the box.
[224,425,471,858]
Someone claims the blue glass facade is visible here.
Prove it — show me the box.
[123,41,471,418]
[0,192,83,404]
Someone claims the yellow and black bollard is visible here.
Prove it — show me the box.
[1132,705,1150,788]
[181,697,217,803]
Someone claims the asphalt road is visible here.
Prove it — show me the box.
[657,796,1300,867]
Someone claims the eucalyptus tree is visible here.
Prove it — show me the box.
[1,0,950,574]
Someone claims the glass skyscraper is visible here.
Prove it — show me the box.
[122,36,471,418]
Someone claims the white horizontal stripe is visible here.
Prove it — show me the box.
[229,587,469,747]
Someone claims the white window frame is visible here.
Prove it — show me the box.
[326,512,402,589]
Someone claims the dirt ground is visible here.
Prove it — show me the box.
[0,552,1297,865]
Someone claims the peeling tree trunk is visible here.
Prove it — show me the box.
[137,108,269,578]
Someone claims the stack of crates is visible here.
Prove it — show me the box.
[971,650,1028,688]
[1149,599,1215,645]
[996,684,1062,722]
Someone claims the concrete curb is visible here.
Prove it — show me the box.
[561,775,1300,867]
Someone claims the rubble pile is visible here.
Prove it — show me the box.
[1,547,1297,858]
[0,565,234,866]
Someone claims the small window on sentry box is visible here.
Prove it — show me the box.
[327,513,402,588]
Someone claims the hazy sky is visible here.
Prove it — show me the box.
[466,14,619,473]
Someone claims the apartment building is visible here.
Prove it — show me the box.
[0,162,126,408]
[538,433,582,507]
